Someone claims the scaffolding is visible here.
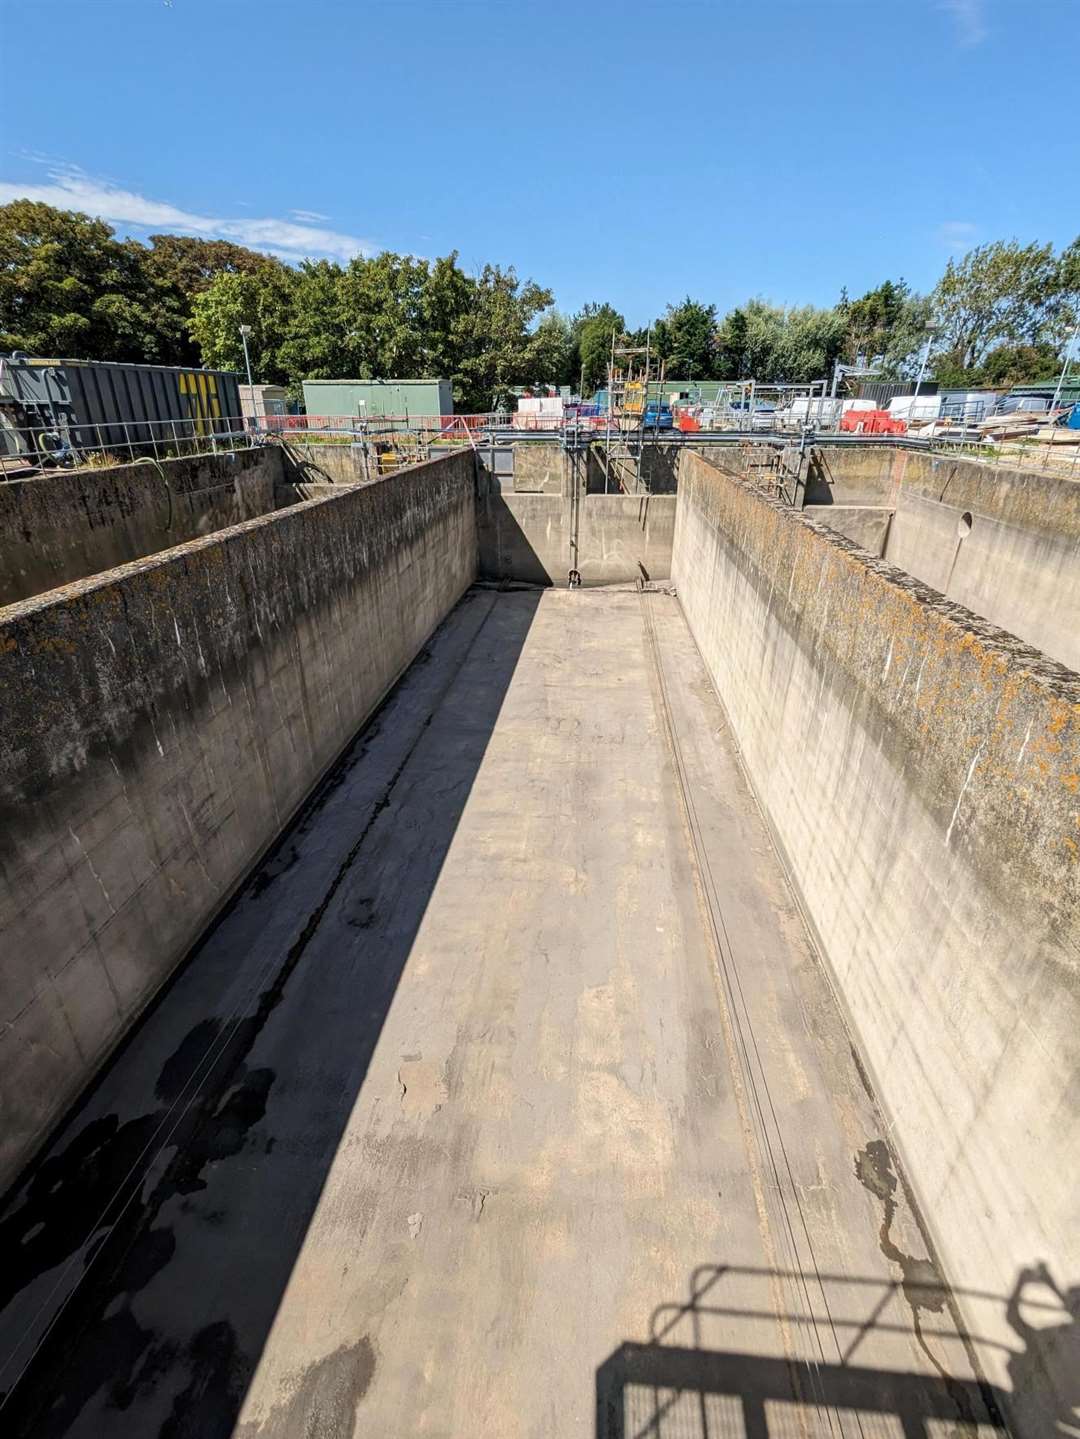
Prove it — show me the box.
[601,327,667,493]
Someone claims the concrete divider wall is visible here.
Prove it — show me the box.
[478,488,676,586]
[280,439,373,486]
[802,503,893,556]
[0,451,476,1188]
[511,444,566,493]
[806,446,1080,668]
[0,447,283,607]
[673,450,1079,1426]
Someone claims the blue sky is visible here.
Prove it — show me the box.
[1,0,1075,327]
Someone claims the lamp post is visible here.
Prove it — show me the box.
[909,321,939,430]
[238,324,255,429]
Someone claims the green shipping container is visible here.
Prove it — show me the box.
[301,379,453,419]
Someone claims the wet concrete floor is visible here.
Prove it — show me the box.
[0,588,1003,1437]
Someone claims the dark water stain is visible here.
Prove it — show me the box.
[158,1321,250,1439]
[0,1112,162,1313]
[0,594,485,1432]
[345,896,377,929]
[156,1019,222,1102]
[235,1337,375,1439]
[15,1308,161,1435]
[854,1140,948,1315]
[0,1020,274,1432]
[854,1139,978,1434]
[248,845,300,898]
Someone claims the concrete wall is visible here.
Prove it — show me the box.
[477,486,676,586]
[512,444,566,494]
[673,451,1079,1434]
[803,504,893,557]
[0,448,282,607]
[804,446,1080,668]
[484,439,682,498]
[279,439,375,487]
[587,443,680,495]
[0,451,477,1189]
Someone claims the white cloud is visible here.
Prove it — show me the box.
[940,0,987,47]
[939,219,979,252]
[0,163,372,262]
[289,208,330,222]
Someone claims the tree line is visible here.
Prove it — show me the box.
[1,199,1076,412]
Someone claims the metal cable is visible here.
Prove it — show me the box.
[638,592,855,1438]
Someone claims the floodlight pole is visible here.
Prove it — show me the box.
[239,324,255,421]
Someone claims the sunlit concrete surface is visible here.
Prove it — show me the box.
[0,589,1005,1437]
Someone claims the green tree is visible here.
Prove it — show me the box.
[572,303,625,393]
[714,307,750,378]
[418,252,475,384]
[338,251,430,379]
[142,234,280,364]
[277,259,352,382]
[933,239,1060,370]
[0,200,161,360]
[715,300,845,383]
[653,297,718,378]
[455,264,554,411]
[527,309,575,387]
[1047,236,1080,347]
[979,342,1062,387]
[189,264,297,383]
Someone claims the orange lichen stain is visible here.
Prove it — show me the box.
[0,634,17,653]
[1063,774,1080,793]
[1064,837,1078,857]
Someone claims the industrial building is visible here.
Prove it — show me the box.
[239,382,288,422]
[301,376,453,419]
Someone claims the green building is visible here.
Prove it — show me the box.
[301,378,453,419]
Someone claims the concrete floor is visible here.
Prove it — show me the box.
[0,589,1002,1438]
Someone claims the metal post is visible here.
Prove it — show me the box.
[642,324,652,461]
[603,327,615,495]
[1050,318,1079,414]
[239,324,255,432]
[909,322,938,432]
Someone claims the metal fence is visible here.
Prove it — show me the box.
[0,411,506,474]
[2,404,1077,481]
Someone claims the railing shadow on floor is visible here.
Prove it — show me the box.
[596,1261,1080,1439]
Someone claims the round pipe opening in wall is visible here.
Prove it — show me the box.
[957,511,973,539]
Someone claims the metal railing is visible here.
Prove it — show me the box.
[262,412,505,439]
[0,413,259,473]
[3,402,1076,481]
